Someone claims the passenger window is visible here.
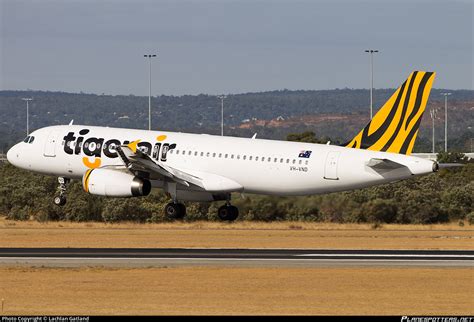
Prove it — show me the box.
[176,150,180,154]
[170,150,173,154]
[219,153,222,158]
[299,160,302,165]
[280,158,283,163]
[225,154,228,158]
[255,156,259,161]
[237,155,240,160]
[200,152,204,157]
[194,151,198,156]
[305,160,309,165]
[267,157,271,162]
[292,159,296,164]
[249,156,252,161]
[188,151,192,155]
[243,155,246,160]
[231,155,234,159]
[206,152,210,157]
[212,153,216,157]
[286,159,290,163]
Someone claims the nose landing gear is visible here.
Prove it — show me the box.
[54,177,70,206]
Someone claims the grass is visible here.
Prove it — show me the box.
[0,217,472,249]
[0,266,472,315]
[2,217,471,230]
[1,218,472,315]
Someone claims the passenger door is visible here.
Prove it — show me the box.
[324,151,340,180]
[44,130,59,157]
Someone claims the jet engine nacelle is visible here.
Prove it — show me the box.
[82,168,151,197]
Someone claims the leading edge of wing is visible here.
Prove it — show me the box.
[117,142,243,193]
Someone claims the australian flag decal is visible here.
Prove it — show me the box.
[298,150,312,158]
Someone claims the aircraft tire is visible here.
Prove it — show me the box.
[218,205,239,221]
[54,195,66,206]
[165,202,186,219]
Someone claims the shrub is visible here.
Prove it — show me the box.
[362,199,397,224]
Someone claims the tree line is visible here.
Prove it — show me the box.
[1,152,472,224]
[1,89,473,154]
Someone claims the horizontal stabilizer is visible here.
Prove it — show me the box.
[366,158,408,171]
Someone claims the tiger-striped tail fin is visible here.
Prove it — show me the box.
[345,71,436,155]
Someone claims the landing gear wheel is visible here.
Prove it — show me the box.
[177,203,187,217]
[54,195,67,206]
[54,177,70,207]
[165,202,186,220]
[218,205,239,221]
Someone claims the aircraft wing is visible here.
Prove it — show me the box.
[115,141,243,192]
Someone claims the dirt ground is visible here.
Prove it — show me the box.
[0,266,472,315]
[1,218,472,249]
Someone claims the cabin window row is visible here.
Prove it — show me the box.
[169,149,309,165]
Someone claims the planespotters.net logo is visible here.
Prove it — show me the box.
[401,317,474,322]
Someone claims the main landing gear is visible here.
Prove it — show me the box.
[217,204,239,221]
[165,202,187,219]
[54,177,70,206]
[164,201,239,221]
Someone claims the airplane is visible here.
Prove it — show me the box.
[7,71,438,221]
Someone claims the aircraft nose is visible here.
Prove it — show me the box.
[6,144,19,165]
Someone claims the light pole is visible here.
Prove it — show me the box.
[429,107,438,154]
[21,98,33,136]
[217,95,227,136]
[365,49,379,119]
[441,92,451,152]
[144,54,157,130]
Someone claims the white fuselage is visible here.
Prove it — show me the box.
[7,125,436,197]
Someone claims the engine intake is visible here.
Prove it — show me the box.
[83,168,151,197]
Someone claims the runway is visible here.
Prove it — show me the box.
[1,248,473,267]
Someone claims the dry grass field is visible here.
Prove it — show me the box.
[1,218,472,315]
[0,266,472,315]
[0,218,472,249]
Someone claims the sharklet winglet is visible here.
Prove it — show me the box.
[127,140,141,153]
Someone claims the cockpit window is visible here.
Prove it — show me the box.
[23,136,35,144]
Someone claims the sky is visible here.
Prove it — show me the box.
[1,0,473,96]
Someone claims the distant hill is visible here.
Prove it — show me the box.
[1,89,473,152]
